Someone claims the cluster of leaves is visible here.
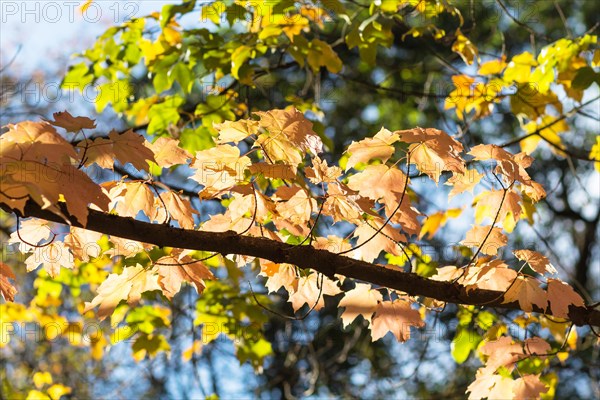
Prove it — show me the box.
[1,105,596,398]
[445,34,599,158]
[2,0,599,398]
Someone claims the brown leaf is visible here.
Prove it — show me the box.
[254,108,322,155]
[148,137,191,167]
[350,217,406,262]
[345,128,399,170]
[8,218,54,252]
[474,190,522,229]
[24,241,73,278]
[0,262,18,302]
[248,162,297,180]
[512,374,549,399]
[84,264,160,320]
[190,145,251,198]
[480,336,524,372]
[546,278,585,318]
[306,156,342,184]
[346,164,408,208]
[467,369,515,400]
[514,249,557,275]
[395,127,465,182]
[370,299,425,342]
[502,275,547,312]
[215,119,260,144]
[2,121,78,164]
[47,111,96,132]
[322,183,367,224]
[274,187,317,226]
[108,182,156,219]
[523,337,551,357]
[446,169,483,198]
[261,262,297,294]
[154,255,214,299]
[288,273,341,312]
[461,225,508,256]
[339,283,382,328]
[154,190,198,229]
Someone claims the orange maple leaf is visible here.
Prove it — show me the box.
[370,299,424,342]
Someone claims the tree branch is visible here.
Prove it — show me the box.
[4,201,599,328]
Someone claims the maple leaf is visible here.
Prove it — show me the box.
[546,278,585,318]
[395,127,465,183]
[260,262,297,294]
[444,74,476,120]
[468,145,545,201]
[147,137,191,167]
[523,337,551,357]
[274,186,317,226]
[153,255,214,300]
[8,218,54,252]
[446,169,483,198]
[110,129,156,170]
[105,236,152,258]
[520,116,569,155]
[388,196,422,236]
[467,369,515,400]
[370,299,425,342]
[322,183,368,224]
[84,264,161,320]
[288,273,341,312]
[84,130,156,171]
[57,166,110,225]
[200,212,254,234]
[345,127,399,170]
[468,144,515,163]
[514,249,557,275]
[64,227,103,260]
[25,241,73,278]
[0,262,18,302]
[461,225,508,256]
[1,121,78,165]
[351,217,406,262]
[463,259,517,292]
[47,111,96,132]
[478,57,507,75]
[189,144,251,198]
[502,275,547,312]
[431,265,463,283]
[512,374,549,399]
[214,118,260,144]
[153,190,198,229]
[254,107,323,156]
[108,181,156,219]
[338,283,382,328]
[306,156,342,184]
[479,336,524,372]
[229,186,276,226]
[520,181,546,203]
[346,164,408,208]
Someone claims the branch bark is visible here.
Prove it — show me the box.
[5,201,599,328]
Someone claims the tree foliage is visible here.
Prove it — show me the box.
[1,0,599,398]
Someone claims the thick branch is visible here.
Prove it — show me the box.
[5,201,599,328]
